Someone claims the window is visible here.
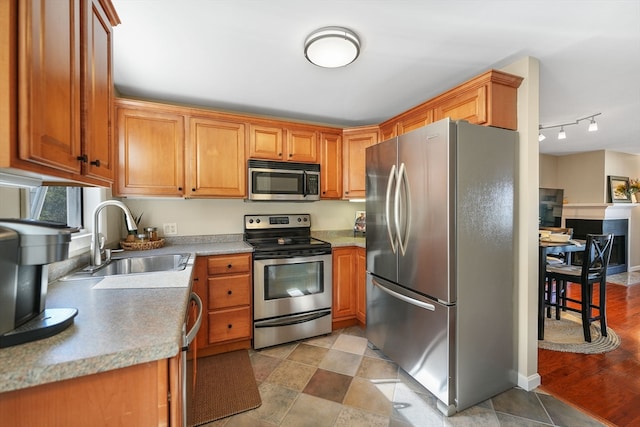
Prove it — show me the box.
[27,186,83,229]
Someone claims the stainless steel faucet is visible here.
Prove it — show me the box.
[90,200,138,268]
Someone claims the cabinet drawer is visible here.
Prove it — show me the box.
[208,274,251,310]
[207,253,251,275]
[208,307,251,343]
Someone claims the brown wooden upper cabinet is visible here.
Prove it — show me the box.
[379,69,523,139]
[1,0,120,185]
[115,103,186,197]
[342,126,379,199]
[187,117,246,198]
[319,131,342,199]
[249,123,318,163]
[114,99,248,198]
[248,124,283,160]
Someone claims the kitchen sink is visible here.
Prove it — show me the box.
[61,253,191,280]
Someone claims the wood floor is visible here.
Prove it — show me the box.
[538,280,640,427]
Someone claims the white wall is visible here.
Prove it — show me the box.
[501,57,541,391]
[0,187,21,217]
[120,198,365,236]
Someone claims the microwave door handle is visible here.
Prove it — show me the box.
[302,171,308,197]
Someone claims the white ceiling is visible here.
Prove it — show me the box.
[111,0,640,156]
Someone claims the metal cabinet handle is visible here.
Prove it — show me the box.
[227,290,232,295]
[77,155,88,163]
[90,159,101,167]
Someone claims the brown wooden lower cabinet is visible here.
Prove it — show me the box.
[190,253,253,357]
[332,246,366,330]
[0,355,182,427]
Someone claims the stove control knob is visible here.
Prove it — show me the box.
[256,219,261,223]
[248,219,254,224]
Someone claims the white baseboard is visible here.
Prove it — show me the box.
[517,372,541,391]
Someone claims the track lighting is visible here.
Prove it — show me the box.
[538,113,601,142]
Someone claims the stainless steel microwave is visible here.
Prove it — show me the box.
[248,159,320,201]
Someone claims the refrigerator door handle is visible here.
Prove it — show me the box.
[385,164,398,254]
[395,162,411,256]
[372,278,435,311]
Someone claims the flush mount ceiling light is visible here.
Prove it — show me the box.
[304,26,360,68]
[538,113,601,142]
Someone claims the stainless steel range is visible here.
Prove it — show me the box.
[244,214,332,349]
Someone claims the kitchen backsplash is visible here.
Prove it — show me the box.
[121,198,365,237]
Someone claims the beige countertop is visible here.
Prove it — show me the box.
[0,233,364,394]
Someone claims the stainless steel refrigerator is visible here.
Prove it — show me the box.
[365,118,516,416]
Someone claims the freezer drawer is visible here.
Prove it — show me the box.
[366,274,455,410]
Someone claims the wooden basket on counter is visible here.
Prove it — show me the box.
[119,238,165,251]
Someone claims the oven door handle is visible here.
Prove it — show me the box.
[255,310,331,328]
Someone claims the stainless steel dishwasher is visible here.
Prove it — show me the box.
[182,292,203,426]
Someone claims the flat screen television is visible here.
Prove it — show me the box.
[539,188,564,227]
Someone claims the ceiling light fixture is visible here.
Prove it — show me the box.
[538,113,601,142]
[557,127,566,140]
[538,132,546,142]
[304,26,360,68]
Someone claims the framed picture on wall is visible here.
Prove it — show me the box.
[608,175,631,203]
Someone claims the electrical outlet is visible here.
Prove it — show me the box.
[163,223,177,235]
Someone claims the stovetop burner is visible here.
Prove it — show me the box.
[244,214,331,258]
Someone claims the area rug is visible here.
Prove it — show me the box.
[188,350,262,426]
[539,313,621,354]
[607,271,640,286]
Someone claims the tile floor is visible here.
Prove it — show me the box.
[201,327,606,427]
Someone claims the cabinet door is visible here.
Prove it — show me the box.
[187,117,246,197]
[18,0,82,174]
[433,85,487,125]
[209,307,252,344]
[398,108,434,135]
[355,247,367,324]
[286,128,317,162]
[342,128,378,199]
[249,124,283,160]
[319,132,342,199]
[82,0,115,182]
[116,107,185,196]
[208,274,251,310]
[332,247,356,320]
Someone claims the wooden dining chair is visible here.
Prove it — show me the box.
[545,233,614,342]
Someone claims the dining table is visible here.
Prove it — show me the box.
[538,239,586,340]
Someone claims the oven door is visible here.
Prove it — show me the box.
[253,254,331,320]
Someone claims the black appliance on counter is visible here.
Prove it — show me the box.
[0,219,78,348]
[244,214,332,349]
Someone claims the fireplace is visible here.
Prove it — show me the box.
[565,218,627,274]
